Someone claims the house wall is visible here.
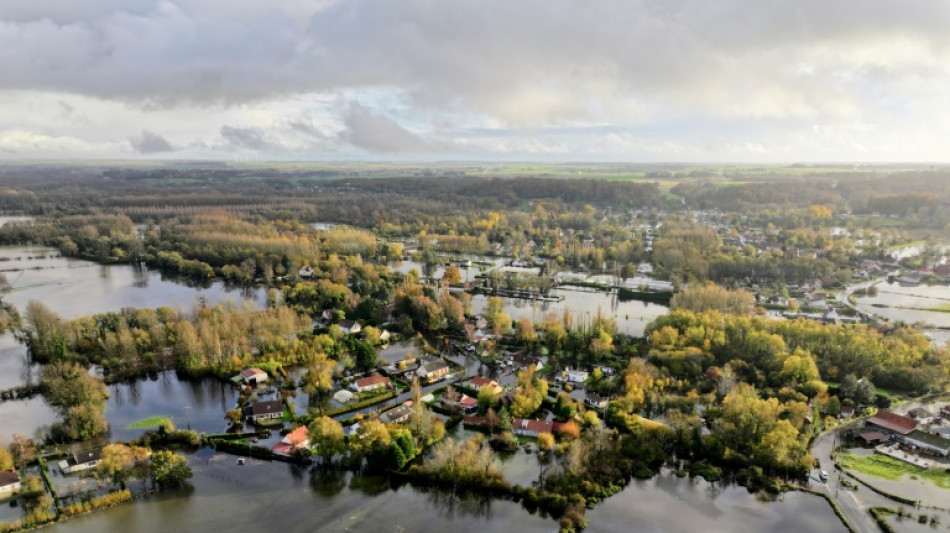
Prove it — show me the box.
[0,482,20,494]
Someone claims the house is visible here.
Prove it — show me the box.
[380,402,414,424]
[337,320,361,335]
[353,373,391,393]
[511,351,543,372]
[232,367,268,386]
[298,265,315,279]
[333,389,355,404]
[443,394,478,414]
[585,392,608,410]
[0,471,20,497]
[272,426,310,455]
[564,369,589,383]
[865,410,917,436]
[512,418,554,438]
[417,358,450,383]
[839,406,855,419]
[321,309,336,322]
[903,430,950,457]
[58,448,104,474]
[245,400,283,423]
[378,329,392,343]
[469,376,499,392]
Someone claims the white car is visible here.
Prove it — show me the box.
[819,470,829,482]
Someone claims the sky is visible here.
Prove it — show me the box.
[1,0,949,162]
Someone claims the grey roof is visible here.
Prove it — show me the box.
[380,404,414,424]
[247,400,283,416]
[906,430,950,451]
[421,359,449,372]
[66,447,103,467]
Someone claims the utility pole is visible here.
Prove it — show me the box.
[183,406,191,430]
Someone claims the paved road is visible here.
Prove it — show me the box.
[810,425,893,533]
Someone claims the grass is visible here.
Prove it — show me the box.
[126,416,171,429]
[838,453,950,489]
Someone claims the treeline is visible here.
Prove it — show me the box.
[646,309,948,392]
[19,300,312,377]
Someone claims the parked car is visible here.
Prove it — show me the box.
[819,471,829,482]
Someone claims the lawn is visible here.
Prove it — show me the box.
[839,453,950,489]
[126,416,172,429]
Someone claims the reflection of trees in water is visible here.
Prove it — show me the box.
[420,486,494,521]
[348,473,390,496]
[309,467,348,498]
[131,263,148,288]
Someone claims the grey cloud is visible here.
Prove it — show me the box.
[220,125,273,151]
[129,129,174,153]
[342,103,433,153]
[0,0,946,123]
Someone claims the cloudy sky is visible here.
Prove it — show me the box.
[1,0,949,162]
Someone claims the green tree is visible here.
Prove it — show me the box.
[150,450,193,489]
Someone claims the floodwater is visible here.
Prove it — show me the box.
[36,451,851,533]
[41,449,557,533]
[105,371,242,442]
[0,244,264,444]
[586,472,849,533]
[855,281,950,331]
[0,245,265,319]
[471,287,669,337]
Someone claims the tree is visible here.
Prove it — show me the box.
[308,416,345,463]
[8,435,35,468]
[537,432,555,452]
[670,283,755,315]
[150,450,193,489]
[839,374,859,400]
[302,352,338,395]
[515,318,538,347]
[855,379,877,405]
[477,385,501,412]
[0,447,12,471]
[97,444,136,487]
[825,396,841,417]
[442,265,462,285]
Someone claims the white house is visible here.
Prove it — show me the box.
[564,369,589,383]
[233,367,268,386]
[59,448,104,474]
[338,320,362,335]
[353,374,390,393]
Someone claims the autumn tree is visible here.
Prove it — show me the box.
[308,416,345,463]
[8,435,36,468]
[670,283,755,315]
